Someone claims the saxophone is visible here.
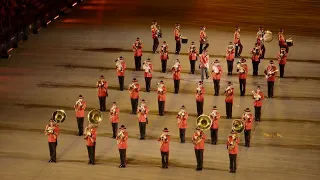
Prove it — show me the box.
[252,90,261,100]
[228,134,238,150]
[117,130,125,144]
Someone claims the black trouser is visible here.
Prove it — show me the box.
[229,154,237,172]
[139,122,147,139]
[210,129,218,144]
[226,102,233,118]
[119,149,126,166]
[235,43,243,57]
[213,80,220,95]
[227,60,234,74]
[76,117,84,135]
[175,40,181,53]
[252,61,260,76]
[254,106,262,121]
[279,64,285,78]
[153,38,159,52]
[131,98,139,114]
[179,128,186,143]
[196,101,204,116]
[199,43,204,54]
[145,77,152,92]
[134,56,142,71]
[189,60,196,74]
[244,129,251,147]
[48,142,57,161]
[267,81,274,97]
[260,44,265,58]
[158,100,165,115]
[239,79,246,95]
[118,76,124,91]
[87,145,95,164]
[195,149,204,169]
[161,151,169,167]
[98,96,106,111]
[161,60,167,73]
[174,79,180,93]
[111,123,118,138]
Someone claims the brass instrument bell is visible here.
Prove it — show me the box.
[196,115,212,131]
[52,110,67,123]
[232,119,244,133]
[88,109,103,126]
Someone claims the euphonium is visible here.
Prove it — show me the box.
[52,110,67,124]
[88,109,103,127]
[232,119,244,133]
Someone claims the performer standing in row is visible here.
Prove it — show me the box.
[211,59,222,96]
[160,41,169,73]
[252,86,264,122]
[227,130,239,173]
[96,75,108,112]
[250,43,262,76]
[117,125,128,168]
[234,26,243,58]
[199,26,207,54]
[158,128,170,168]
[115,56,126,91]
[193,127,206,171]
[225,82,234,119]
[237,58,248,96]
[143,58,153,92]
[172,59,181,94]
[188,42,197,74]
[210,106,220,145]
[128,78,140,114]
[177,105,188,143]
[45,119,60,163]
[174,23,181,54]
[226,42,235,75]
[278,47,287,78]
[278,28,288,53]
[84,123,97,165]
[196,81,205,116]
[151,21,160,53]
[264,60,278,98]
[74,95,86,136]
[242,108,253,147]
[132,37,143,71]
[109,102,119,138]
[137,99,149,140]
[199,49,209,81]
[157,80,166,116]
[256,27,266,59]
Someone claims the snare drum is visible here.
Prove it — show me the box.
[181,37,188,44]
[286,39,293,47]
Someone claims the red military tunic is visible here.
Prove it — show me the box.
[251,47,261,62]
[189,47,197,60]
[278,52,287,65]
[172,65,181,80]
[157,86,167,101]
[193,132,206,149]
[133,43,143,57]
[129,83,140,99]
[110,107,120,123]
[242,114,253,130]
[152,27,157,39]
[253,91,264,107]
[46,125,60,142]
[239,64,248,79]
[75,101,86,118]
[210,112,221,129]
[174,29,180,41]
[226,48,235,61]
[199,54,209,68]
[225,88,234,103]
[158,135,170,152]
[177,112,188,129]
[234,31,240,44]
[160,51,169,60]
[144,63,153,78]
[117,61,126,76]
[212,65,223,80]
[196,87,205,102]
[264,65,277,82]
[117,131,128,149]
[200,30,206,43]
[227,136,240,154]
[85,128,97,146]
[138,105,149,123]
[96,80,108,97]
[278,33,286,46]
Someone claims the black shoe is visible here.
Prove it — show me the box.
[119,165,125,168]
[88,161,91,164]
[196,168,200,171]
[91,162,95,165]
[229,170,233,173]
[112,136,116,139]
[165,166,168,169]
[162,165,165,168]
[52,160,56,163]
[140,137,143,140]
[78,133,82,136]
[48,159,53,162]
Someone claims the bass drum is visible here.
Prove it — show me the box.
[263,30,273,43]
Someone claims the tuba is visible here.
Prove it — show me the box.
[232,119,244,133]
[88,109,103,127]
[196,115,212,131]
[52,110,67,123]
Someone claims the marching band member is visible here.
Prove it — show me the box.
[234,26,243,58]
[210,106,220,145]
[199,26,208,54]
[132,37,143,71]
[250,43,262,76]
[211,59,222,96]
[188,42,197,74]
[224,82,234,119]
[278,28,288,53]
[177,105,188,143]
[227,130,240,173]
[109,102,120,138]
[252,86,265,121]
[128,78,140,114]
[226,42,235,75]
[174,23,181,54]
[137,99,149,140]
[192,127,206,171]
[264,60,278,98]
[157,128,171,168]
[74,94,86,136]
[195,81,205,116]
[116,125,128,168]
[151,21,160,53]
[44,119,60,163]
[157,80,167,116]
[199,49,209,81]
[256,27,266,59]
[96,75,108,111]
[242,108,253,147]
[172,59,181,93]
[160,41,169,73]
[143,58,153,92]
[84,123,97,165]
[278,47,287,78]
[115,56,126,91]
[237,58,248,96]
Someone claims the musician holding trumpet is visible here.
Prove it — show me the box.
[251,43,262,76]
[74,95,86,136]
[199,26,207,54]
[241,108,253,147]
[157,128,171,168]
[116,125,128,168]
[177,105,188,143]
[115,56,126,91]
[211,59,222,96]
[234,26,243,58]
[237,58,248,96]
[109,102,120,138]
[256,27,266,59]
[192,127,206,171]
[226,130,240,173]
[157,80,166,116]
[199,49,210,81]
[143,58,153,92]
[174,23,181,54]
[277,47,287,78]
[137,99,149,140]
[195,81,205,116]
[160,41,169,73]
[132,37,143,71]
[226,42,235,75]
[96,75,108,112]
[225,82,234,119]
[128,78,140,114]
[278,28,289,53]
[44,119,60,163]
[252,86,264,122]
[151,21,160,53]
[210,106,220,145]
[264,60,278,98]
[84,123,97,165]
[188,42,197,74]
[171,59,181,94]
